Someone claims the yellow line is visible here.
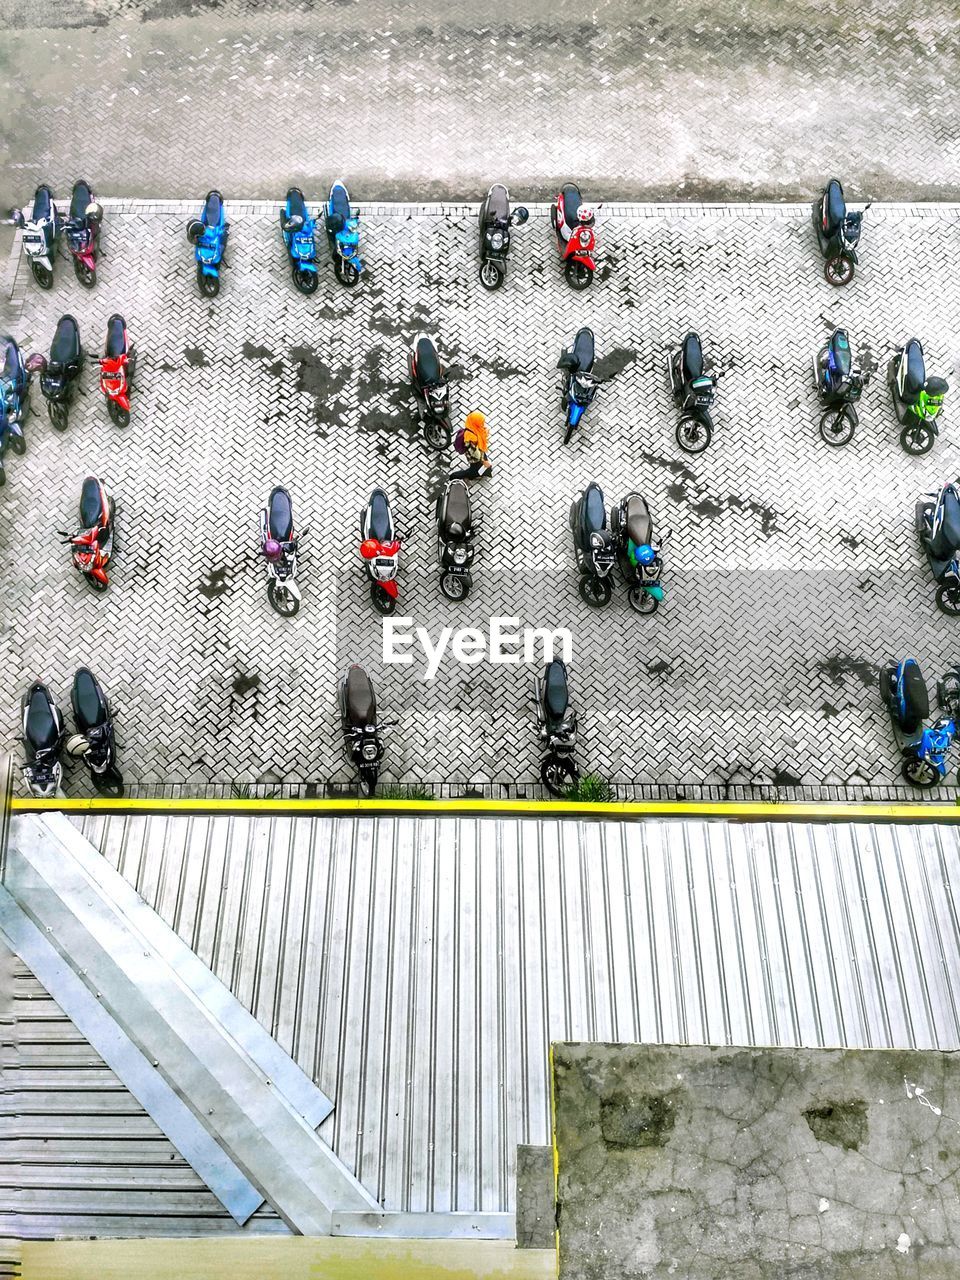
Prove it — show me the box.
[8,796,960,822]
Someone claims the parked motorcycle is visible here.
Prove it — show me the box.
[259,486,302,616]
[13,184,61,289]
[668,331,725,454]
[409,333,452,449]
[570,482,616,607]
[611,492,668,614]
[888,339,948,456]
[882,658,960,787]
[64,179,102,288]
[0,334,31,485]
[280,187,319,294]
[915,481,960,616]
[534,661,579,795]
[360,488,402,615]
[38,315,83,430]
[59,475,115,592]
[21,681,65,798]
[812,179,870,286]
[323,181,364,286]
[550,182,595,290]
[477,183,528,291]
[436,479,475,601]
[558,327,599,444]
[339,665,390,796]
[66,668,123,795]
[99,314,136,428]
[881,656,930,739]
[186,191,229,297]
[814,327,867,447]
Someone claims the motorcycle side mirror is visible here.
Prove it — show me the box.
[298,526,309,538]
[11,209,23,228]
[511,207,530,225]
[659,529,673,546]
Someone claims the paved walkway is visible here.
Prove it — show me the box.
[1,0,958,206]
[3,198,960,800]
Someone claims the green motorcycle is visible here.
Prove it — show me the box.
[889,339,948,456]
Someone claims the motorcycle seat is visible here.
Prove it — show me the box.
[32,185,53,223]
[485,184,509,223]
[580,484,606,535]
[51,315,81,366]
[80,476,104,529]
[104,314,127,358]
[560,183,582,230]
[572,327,595,372]
[70,181,93,221]
[72,667,105,730]
[345,665,376,725]
[26,686,59,751]
[330,182,351,221]
[682,332,704,380]
[544,661,569,719]
[901,661,930,728]
[414,336,441,385]
[624,494,653,546]
[286,188,307,223]
[268,487,293,542]
[904,340,926,399]
[203,191,223,227]
[825,178,846,232]
[367,489,392,542]
[441,482,471,536]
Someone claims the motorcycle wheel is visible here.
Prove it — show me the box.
[293,266,319,295]
[902,756,940,788]
[564,260,593,290]
[900,421,934,456]
[441,572,470,602]
[197,264,220,297]
[335,258,360,287]
[936,584,960,617]
[30,260,54,290]
[479,261,504,291]
[73,258,96,288]
[48,401,69,431]
[359,770,378,798]
[371,583,397,615]
[8,430,26,455]
[628,585,659,615]
[578,574,612,608]
[86,572,109,593]
[268,580,301,617]
[541,753,578,797]
[824,254,855,286]
[676,415,712,454]
[107,399,130,429]
[0,465,6,487]
[423,417,452,451]
[819,407,855,447]
[92,765,125,798]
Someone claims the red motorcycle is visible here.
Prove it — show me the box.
[99,313,136,428]
[64,179,102,288]
[550,182,596,290]
[59,475,115,592]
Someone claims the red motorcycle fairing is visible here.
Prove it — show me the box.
[71,528,109,585]
[379,579,400,599]
[99,356,130,410]
[563,228,595,263]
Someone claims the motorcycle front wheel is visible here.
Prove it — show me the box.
[48,401,69,431]
[335,258,360,287]
[8,430,26,455]
[902,755,940,788]
[578,574,612,608]
[30,260,54,289]
[73,258,96,288]
[107,399,130,429]
[819,407,855,447]
[371,583,397,615]
[824,254,855,286]
[900,421,934,456]
[441,571,470,602]
[268,581,301,617]
[564,260,593,291]
[423,417,452,451]
[676,415,712,454]
[359,768,379,798]
[541,753,578,797]
[628,585,659,614]
[293,266,319,295]
[936,584,960,617]
[86,572,109,593]
[197,264,220,297]
[479,261,504,291]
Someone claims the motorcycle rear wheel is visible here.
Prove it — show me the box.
[268,581,301,617]
[902,756,940,788]
[197,264,220,297]
[335,258,360,287]
[441,571,470,602]
[824,254,854,286]
[936,584,960,617]
[8,430,26,455]
[293,266,319,295]
[479,261,504,291]
[30,260,54,289]
[900,421,934,455]
[819,407,855,447]
[676,415,711,454]
[564,260,593,290]
[73,258,96,288]
[541,753,578,797]
[48,401,69,431]
[92,765,124,797]
[628,585,659,614]
[371,583,397,615]
[578,574,612,608]
[423,417,452,451]
[107,399,130,429]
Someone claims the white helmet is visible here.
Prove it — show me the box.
[576,204,596,226]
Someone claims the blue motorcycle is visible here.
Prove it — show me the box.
[0,335,32,486]
[280,187,320,295]
[186,190,229,297]
[323,181,364,286]
[558,327,598,444]
[881,658,960,787]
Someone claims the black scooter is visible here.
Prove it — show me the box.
[66,668,123,795]
[611,492,668,614]
[478,184,528,291]
[558,327,598,444]
[814,327,867,447]
[534,661,579,796]
[570,482,616,607]
[21,681,65,798]
[916,481,960,616]
[339,665,392,796]
[39,315,83,431]
[437,479,475,601]
[812,179,870,286]
[409,332,451,449]
[668,331,724,454]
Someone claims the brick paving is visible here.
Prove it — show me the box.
[2,198,960,799]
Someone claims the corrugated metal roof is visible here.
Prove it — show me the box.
[4,815,960,1237]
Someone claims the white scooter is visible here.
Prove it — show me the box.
[14,185,62,289]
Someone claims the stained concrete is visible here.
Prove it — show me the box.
[553,1043,960,1279]
[516,1145,556,1250]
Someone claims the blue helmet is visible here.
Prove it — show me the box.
[634,543,656,566]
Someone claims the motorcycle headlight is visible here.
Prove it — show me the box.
[453,545,468,564]
[490,231,504,251]
[362,742,378,761]
[579,229,592,246]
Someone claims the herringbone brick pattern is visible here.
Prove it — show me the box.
[3,200,960,799]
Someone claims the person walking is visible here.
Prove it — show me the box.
[449,410,492,479]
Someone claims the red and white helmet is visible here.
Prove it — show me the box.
[576,204,596,226]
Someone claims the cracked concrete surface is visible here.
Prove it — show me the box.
[553,1043,960,1279]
